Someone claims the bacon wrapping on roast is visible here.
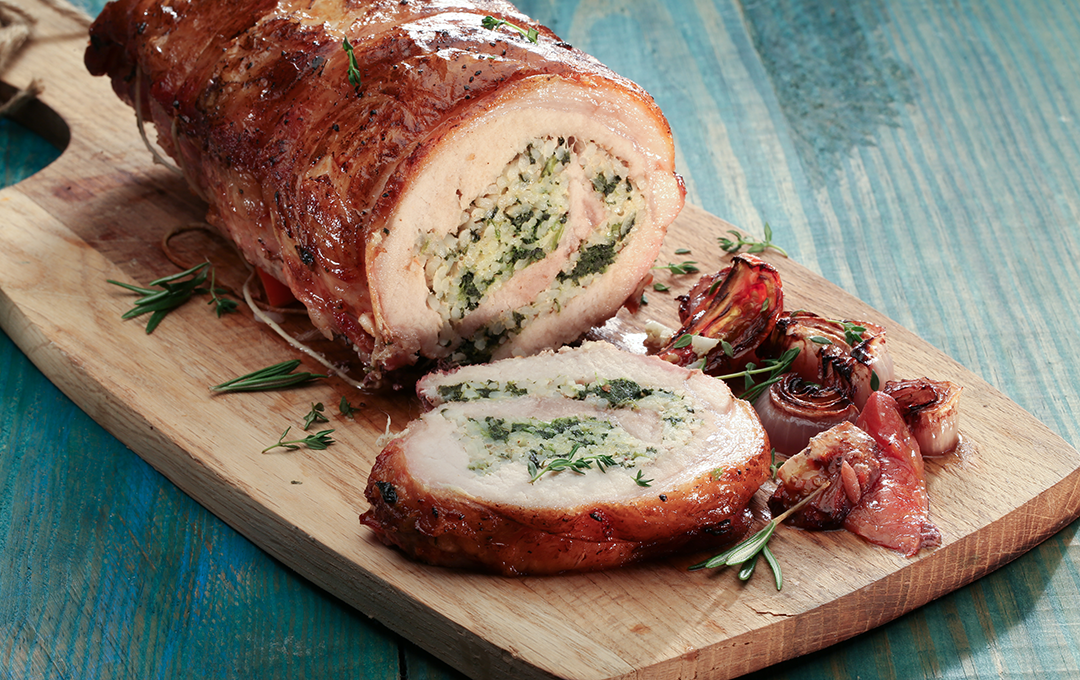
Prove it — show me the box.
[85,0,685,380]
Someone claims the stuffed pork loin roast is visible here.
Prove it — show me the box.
[85,0,685,379]
[361,342,771,575]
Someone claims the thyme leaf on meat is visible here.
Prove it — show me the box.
[689,481,830,590]
[714,347,800,403]
[342,37,362,88]
[211,359,326,393]
[481,15,539,43]
[634,470,653,487]
[303,402,328,430]
[262,427,336,453]
[718,223,789,257]
[528,443,618,483]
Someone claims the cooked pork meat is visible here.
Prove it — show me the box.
[85,0,685,379]
[771,393,940,557]
[361,341,771,575]
[768,421,881,530]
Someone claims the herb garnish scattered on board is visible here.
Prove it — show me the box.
[107,262,236,333]
[689,482,830,590]
[211,360,326,393]
[262,427,336,453]
[718,223,788,257]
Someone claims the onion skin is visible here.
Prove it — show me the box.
[882,378,963,456]
[753,374,859,456]
[768,422,881,530]
[653,254,783,373]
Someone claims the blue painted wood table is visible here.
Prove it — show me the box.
[3,0,1080,677]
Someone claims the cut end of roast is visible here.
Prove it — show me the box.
[368,77,684,372]
[361,342,770,575]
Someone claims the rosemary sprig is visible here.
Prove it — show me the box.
[481,15,539,43]
[303,402,328,430]
[107,262,211,333]
[653,260,700,275]
[211,359,326,393]
[262,427,336,453]
[718,223,788,258]
[714,347,800,403]
[689,481,830,590]
[634,470,653,488]
[528,443,618,483]
[342,37,362,87]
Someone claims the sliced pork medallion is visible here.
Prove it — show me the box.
[86,0,685,379]
[361,342,771,575]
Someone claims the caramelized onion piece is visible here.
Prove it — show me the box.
[882,378,963,456]
[753,374,860,455]
[652,254,783,373]
[768,422,881,530]
[766,311,895,408]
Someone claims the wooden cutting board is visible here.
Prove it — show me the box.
[4,4,1080,679]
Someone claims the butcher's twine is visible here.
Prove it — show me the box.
[0,0,91,119]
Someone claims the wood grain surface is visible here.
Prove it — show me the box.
[4,0,1080,679]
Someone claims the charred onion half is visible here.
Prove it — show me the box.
[767,311,896,409]
[883,378,964,456]
[652,254,783,373]
[753,374,860,456]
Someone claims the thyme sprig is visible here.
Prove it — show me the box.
[528,443,617,483]
[714,347,800,403]
[207,268,238,317]
[262,427,336,453]
[634,470,653,488]
[108,262,212,333]
[689,481,830,590]
[211,359,326,393]
[718,223,788,258]
[339,396,359,419]
[303,402,328,430]
[342,37,361,87]
[481,15,539,43]
[653,260,700,275]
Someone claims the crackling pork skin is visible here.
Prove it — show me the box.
[85,0,685,378]
[361,342,770,575]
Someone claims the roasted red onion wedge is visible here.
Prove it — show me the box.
[769,421,881,530]
[843,392,941,556]
[766,311,895,409]
[882,378,963,456]
[753,374,860,456]
[652,254,783,373]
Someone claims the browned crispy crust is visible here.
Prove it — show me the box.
[361,412,768,576]
[85,0,680,375]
